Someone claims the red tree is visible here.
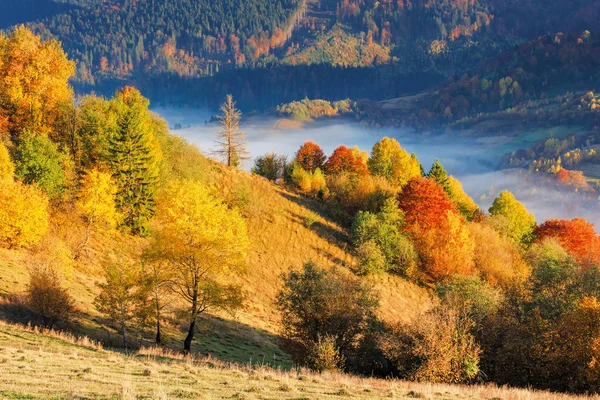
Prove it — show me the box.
[323,145,369,175]
[536,218,600,267]
[295,141,326,172]
[398,177,458,232]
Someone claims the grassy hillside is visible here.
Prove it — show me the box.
[0,154,432,367]
[0,320,594,400]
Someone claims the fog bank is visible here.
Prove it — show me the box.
[156,109,600,228]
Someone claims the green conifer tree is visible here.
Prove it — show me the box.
[108,88,158,236]
[427,159,450,192]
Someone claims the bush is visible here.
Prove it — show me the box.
[252,153,287,181]
[381,302,481,384]
[276,262,379,370]
[27,267,75,328]
[14,131,67,198]
[308,335,345,372]
[354,240,387,275]
[0,179,49,248]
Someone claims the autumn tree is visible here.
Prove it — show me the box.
[139,259,172,345]
[489,191,536,246]
[368,137,421,187]
[108,87,159,236]
[416,211,476,280]
[75,168,120,256]
[0,179,49,248]
[27,266,75,329]
[295,141,326,172]
[214,95,249,168]
[95,260,150,349]
[535,218,600,267]
[0,26,75,137]
[151,180,249,353]
[0,140,14,180]
[468,222,529,286]
[446,176,479,220]
[75,95,118,171]
[324,145,368,175]
[398,176,458,232]
[14,130,67,199]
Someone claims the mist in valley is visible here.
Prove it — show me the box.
[156,108,600,228]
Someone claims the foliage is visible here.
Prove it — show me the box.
[289,163,327,195]
[0,179,49,248]
[436,275,500,326]
[416,211,476,281]
[14,131,67,198]
[0,26,74,136]
[295,141,326,172]
[214,95,249,168]
[27,266,75,329]
[276,99,354,121]
[489,191,536,246]
[351,197,415,275]
[252,152,287,181]
[277,262,379,369]
[469,222,529,286]
[307,335,345,372]
[368,137,421,187]
[94,261,150,349]
[151,179,248,353]
[427,159,449,191]
[76,168,120,255]
[382,302,481,384]
[324,145,369,176]
[535,218,600,268]
[0,140,14,180]
[108,87,160,236]
[446,176,479,220]
[398,177,458,232]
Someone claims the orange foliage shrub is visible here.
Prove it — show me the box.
[398,177,458,232]
[295,141,326,172]
[324,145,369,176]
[535,218,600,267]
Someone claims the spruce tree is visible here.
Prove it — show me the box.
[427,158,450,192]
[108,88,157,236]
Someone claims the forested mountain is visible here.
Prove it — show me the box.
[1,0,598,109]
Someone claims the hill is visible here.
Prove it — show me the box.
[0,146,432,366]
[0,320,594,400]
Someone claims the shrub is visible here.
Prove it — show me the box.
[354,240,387,275]
[308,335,345,372]
[252,153,287,181]
[290,163,313,192]
[14,131,67,198]
[0,179,49,248]
[381,302,481,384]
[276,262,379,369]
[27,267,75,328]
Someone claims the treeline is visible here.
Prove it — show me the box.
[253,139,600,393]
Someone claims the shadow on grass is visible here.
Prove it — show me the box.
[0,293,293,369]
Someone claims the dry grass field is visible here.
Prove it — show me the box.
[2,321,599,400]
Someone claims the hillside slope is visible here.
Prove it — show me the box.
[0,154,432,365]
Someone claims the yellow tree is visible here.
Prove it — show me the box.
[446,176,479,220]
[0,179,49,248]
[0,26,75,137]
[368,137,421,187]
[489,191,536,246]
[214,95,249,168]
[0,140,14,180]
[75,168,120,256]
[151,180,249,353]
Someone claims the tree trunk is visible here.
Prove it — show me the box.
[183,319,195,354]
[155,290,162,345]
[120,304,127,349]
